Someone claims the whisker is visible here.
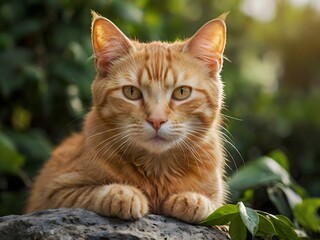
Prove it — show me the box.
[86,125,137,140]
[179,138,207,182]
[103,134,134,166]
[221,113,243,122]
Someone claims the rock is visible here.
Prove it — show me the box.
[0,208,229,240]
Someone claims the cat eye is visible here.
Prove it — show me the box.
[172,86,192,100]
[123,86,142,100]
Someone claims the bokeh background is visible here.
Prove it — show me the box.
[0,0,319,216]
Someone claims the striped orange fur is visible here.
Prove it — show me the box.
[26,11,228,223]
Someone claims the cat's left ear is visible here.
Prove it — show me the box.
[183,13,228,72]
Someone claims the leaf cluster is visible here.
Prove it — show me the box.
[201,202,299,240]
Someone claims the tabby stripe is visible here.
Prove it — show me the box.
[105,86,122,96]
[163,67,169,82]
[172,67,178,86]
[63,188,81,206]
[95,185,112,212]
[53,188,76,207]
[145,64,152,80]
[136,67,143,85]
[73,187,92,207]
[166,47,172,62]
[85,187,97,208]
[170,196,179,212]
[193,87,218,109]
[144,47,150,61]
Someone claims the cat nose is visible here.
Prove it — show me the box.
[146,117,167,131]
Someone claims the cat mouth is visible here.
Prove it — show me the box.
[150,135,167,142]
[145,135,172,153]
[141,134,175,153]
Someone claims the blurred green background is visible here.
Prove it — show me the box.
[0,0,319,216]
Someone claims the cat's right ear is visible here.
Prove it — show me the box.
[91,11,134,75]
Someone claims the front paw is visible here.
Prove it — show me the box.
[163,192,215,223]
[99,184,149,220]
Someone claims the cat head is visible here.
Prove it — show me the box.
[90,11,227,154]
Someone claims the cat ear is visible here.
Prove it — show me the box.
[91,11,134,75]
[183,13,228,72]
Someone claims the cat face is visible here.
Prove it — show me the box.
[91,12,227,154]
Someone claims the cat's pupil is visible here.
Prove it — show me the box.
[131,87,135,95]
[180,87,184,95]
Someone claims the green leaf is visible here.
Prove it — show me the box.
[269,215,299,240]
[268,184,303,218]
[293,198,320,232]
[0,133,25,174]
[228,157,291,194]
[229,214,247,240]
[238,189,254,204]
[268,149,289,171]
[256,213,276,237]
[275,215,294,228]
[4,130,52,162]
[238,202,259,236]
[278,185,303,209]
[267,185,293,218]
[200,204,239,226]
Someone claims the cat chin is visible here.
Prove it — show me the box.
[139,138,174,154]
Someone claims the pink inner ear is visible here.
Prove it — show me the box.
[190,36,221,61]
[95,37,131,74]
[183,19,226,71]
[92,18,133,75]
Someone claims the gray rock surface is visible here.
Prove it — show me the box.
[0,208,229,240]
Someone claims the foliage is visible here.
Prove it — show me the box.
[209,154,320,239]
[201,202,299,240]
[294,199,320,233]
[0,133,24,174]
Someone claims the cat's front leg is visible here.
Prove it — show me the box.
[46,174,149,220]
[162,192,215,223]
[94,184,149,219]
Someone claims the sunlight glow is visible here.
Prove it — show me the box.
[241,0,276,22]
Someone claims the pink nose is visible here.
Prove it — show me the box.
[146,117,167,131]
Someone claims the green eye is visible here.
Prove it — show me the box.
[172,86,192,100]
[123,86,142,100]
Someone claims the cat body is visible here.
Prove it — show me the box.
[27,12,228,223]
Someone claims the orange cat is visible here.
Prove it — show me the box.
[26,11,228,224]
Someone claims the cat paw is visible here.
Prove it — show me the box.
[163,192,215,223]
[98,184,149,220]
